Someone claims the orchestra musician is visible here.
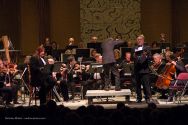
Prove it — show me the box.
[29,47,56,105]
[43,37,52,56]
[102,37,125,91]
[90,36,98,43]
[53,64,69,102]
[150,53,167,98]
[167,49,187,102]
[118,52,135,88]
[114,49,122,65]
[0,59,20,105]
[63,55,82,100]
[132,34,152,103]
[82,53,104,98]
[86,49,97,62]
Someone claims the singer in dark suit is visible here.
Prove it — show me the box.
[30,47,55,105]
[132,35,152,103]
[102,37,124,91]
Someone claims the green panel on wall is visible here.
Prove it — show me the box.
[80,0,141,42]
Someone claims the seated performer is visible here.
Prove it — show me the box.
[150,53,167,98]
[29,47,56,105]
[62,55,82,100]
[82,54,104,98]
[53,67,69,102]
[118,52,135,88]
[0,59,19,105]
[167,51,187,102]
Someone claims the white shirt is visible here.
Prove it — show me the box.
[40,57,46,65]
[93,73,101,80]
[135,46,143,52]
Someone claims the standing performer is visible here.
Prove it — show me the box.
[132,35,152,103]
[102,37,124,91]
[30,47,55,105]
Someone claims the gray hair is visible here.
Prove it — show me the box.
[153,53,162,59]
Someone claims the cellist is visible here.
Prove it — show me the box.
[167,48,187,102]
[150,53,167,99]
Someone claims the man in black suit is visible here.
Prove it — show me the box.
[132,35,152,103]
[102,37,124,91]
[30,47,55,105]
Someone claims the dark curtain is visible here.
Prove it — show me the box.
[0,0,20,49]
[37,0,50,44]
[171,0,180,45]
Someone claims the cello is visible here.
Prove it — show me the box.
[155,56,176,89]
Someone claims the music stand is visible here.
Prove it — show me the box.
[61,54,74,63]
[114,42,127,49]
[87,42,101,49]
[120,47,132,59]
[75,48,91,61]
[151,48,161,55]
[52,62,63,72]
[89,63,103,74]
[88,63,104,101]
[87,42,102,53]
[159,42,171,49]
[66,45,78,50]
[19,67,30,103]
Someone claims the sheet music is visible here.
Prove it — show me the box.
[91,64,103,68]
[135,46,143,52]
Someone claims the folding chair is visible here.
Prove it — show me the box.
[170,73,188,103]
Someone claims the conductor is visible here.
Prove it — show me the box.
[102,37,124,91]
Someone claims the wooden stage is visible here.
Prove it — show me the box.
[1,89,188,109]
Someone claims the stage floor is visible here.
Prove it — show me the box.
[3,94,188,110]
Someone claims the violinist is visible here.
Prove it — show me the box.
[0,59,19,105]
[167,49,187,102]
[53,63,69,102]
[64,55,81,100]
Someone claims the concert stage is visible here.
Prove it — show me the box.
[2,92,188,110]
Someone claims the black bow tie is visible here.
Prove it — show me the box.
[138,45,143,47]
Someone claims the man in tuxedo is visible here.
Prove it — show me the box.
[102,37,124,91]
[132,35,152,103]
[30,47,55,105]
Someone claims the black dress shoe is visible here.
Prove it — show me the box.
[104,86,110,91]
[69,96,74,100]
[145,99,150,103]
[14,101,21,104]
[115,87,121,91]
[158,95,168,99]
[136,100,142,103]
[167,97,173,102]
[6,102,14,107]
